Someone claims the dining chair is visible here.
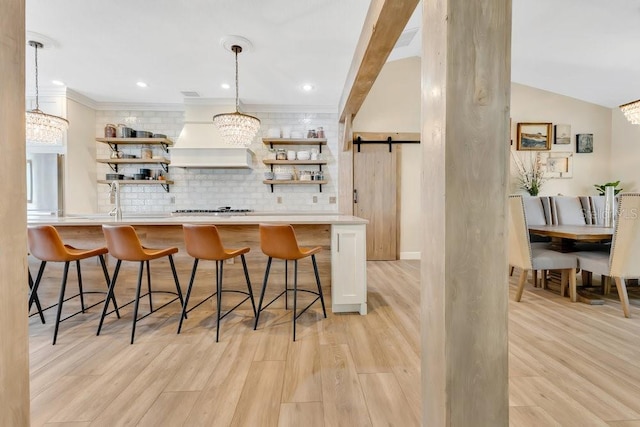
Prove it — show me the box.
[575,193,640,318]
[509,195,579,302]
[517,196,551,287]
[550,196,588,225]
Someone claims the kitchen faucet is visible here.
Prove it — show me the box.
[108,180,122,221]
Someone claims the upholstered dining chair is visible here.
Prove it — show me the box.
[575,192,640,318]
[550,196,588,225]
[520,196,552,286]
[509,195,579,302]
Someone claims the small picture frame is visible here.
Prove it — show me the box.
[538,151,573,178]
[576,133,593,153]
[554,124,571,145]
[517,122,552,151]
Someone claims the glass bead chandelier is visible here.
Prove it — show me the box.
[620,99,640,125]
[26,40,69,143]
[213,45,260,147]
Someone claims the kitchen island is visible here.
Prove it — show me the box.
[28,214,368,314]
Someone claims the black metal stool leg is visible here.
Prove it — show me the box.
[97,260,121,336]
[215,261,223,342]
[169,255,184,308]
[254,257,272,330]
[76,260,85,313]
[29,261,47,310]
[312,255,327,317]
[240,254,257,317]
[177,258,198,334]
[145,260,153,312]
[52,261,70,345]
[130,261,145,344]
[28,269,46,324]
[293,260,298,341]
[98,255,120,318]
[284,260,288,310]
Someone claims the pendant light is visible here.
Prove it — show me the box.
[620,99,640,125]
[25,40,69,143]
[213,44,261,147]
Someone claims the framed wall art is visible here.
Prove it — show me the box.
[554,124,571,145]
[516,122,552,151]
[538,151,573,178]
[576,133,593,153]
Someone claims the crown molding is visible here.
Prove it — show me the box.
[65,89,99,109]
[93,102,185,111]
[244,104,338,114]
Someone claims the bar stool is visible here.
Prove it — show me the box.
[178,224,257,341]
[27,225,119,344]
[97,224,184,344]
[253,224,327,341]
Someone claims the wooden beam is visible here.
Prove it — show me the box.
[0,0,30,425]
[338,0,419,124]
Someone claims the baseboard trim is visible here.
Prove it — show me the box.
[400,252,421,260]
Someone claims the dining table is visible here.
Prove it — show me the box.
[528,224,614,304]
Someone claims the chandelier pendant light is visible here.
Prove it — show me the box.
[26,40,69,143]
[213,44,261,147]
[620,99,640,125]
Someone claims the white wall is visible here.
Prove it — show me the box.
[352,57,422,259]
[611,108,640,192]
[66,99,97,213]
[510,83,613,196]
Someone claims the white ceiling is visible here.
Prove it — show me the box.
[25,0,640,109]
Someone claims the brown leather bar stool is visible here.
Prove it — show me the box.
[98,224,184,344]
[178,224,256,341]
[27,225,119,344]
[253,224,326,341]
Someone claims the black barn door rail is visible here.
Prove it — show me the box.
[353,132,421,152]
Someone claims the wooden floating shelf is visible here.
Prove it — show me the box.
[96,137,173,146]
[262,138,327,146]
[263,180,327,185]
[262,160,326,165]
[97,158,170,164]
[98,180,174,185]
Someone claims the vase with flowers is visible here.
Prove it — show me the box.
[511,151,546,196]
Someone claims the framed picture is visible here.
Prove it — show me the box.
[538,151,573,178]
[576,133,593,153]
[517,122,552,151]
[554,124,571,145]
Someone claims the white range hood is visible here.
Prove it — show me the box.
[170,104,254,168]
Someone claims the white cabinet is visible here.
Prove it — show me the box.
[331,224,367,314]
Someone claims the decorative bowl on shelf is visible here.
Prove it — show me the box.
[297,151,310,160]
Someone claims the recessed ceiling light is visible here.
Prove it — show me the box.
[136,81,148,88]
[301,84,314,92]
[51,80,65,86]
[221,83,231,89]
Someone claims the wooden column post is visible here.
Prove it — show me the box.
[0,0,30,425]
[421,0,511,425]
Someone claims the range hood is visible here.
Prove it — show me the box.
[170,104,254,168]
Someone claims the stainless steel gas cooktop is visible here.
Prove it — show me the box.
[172,207,253,216]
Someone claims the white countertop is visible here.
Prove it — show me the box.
[27,214,368,226]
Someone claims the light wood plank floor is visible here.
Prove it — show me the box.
[28,260,640,426]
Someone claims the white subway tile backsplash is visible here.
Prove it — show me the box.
[96,110,339,215]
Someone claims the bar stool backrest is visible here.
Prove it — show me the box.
[102,225,146,261]
[183,224,226,259]
[28,225,70,262]
[259,224,303,260]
